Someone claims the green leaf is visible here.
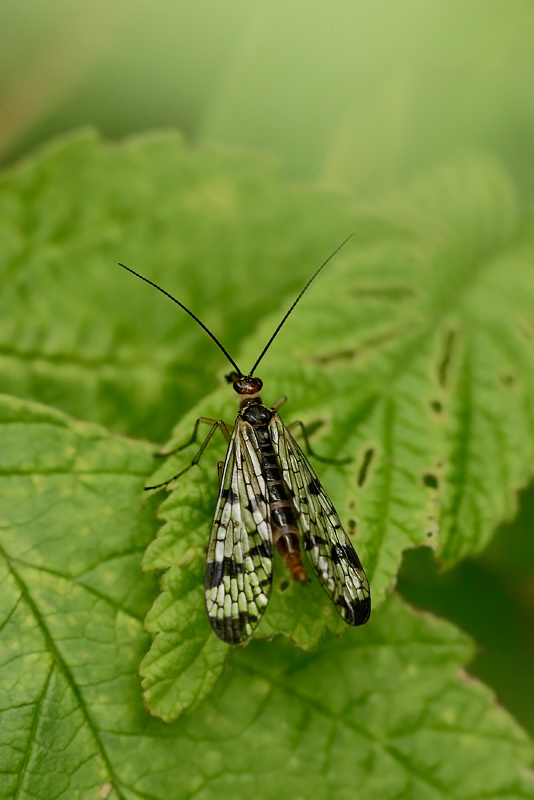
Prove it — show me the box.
[0,393,157,798]
[2,134,534,788]
[0,129,354,443]
[1,427,533,800]
[142,152,534,717]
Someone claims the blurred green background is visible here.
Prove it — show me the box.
[1,0,533,733]
[3,0,534,195]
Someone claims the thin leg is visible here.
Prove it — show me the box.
[288,420,350,465]
[271,396,287,411]
[146,419,232,491]
[154,417,232,458]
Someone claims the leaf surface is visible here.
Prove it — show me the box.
[2,135,534,776]
[0,404,531,800]
[143,154,534,716]
[0,131,354,443]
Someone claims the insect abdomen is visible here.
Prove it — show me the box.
[242,403,308,584]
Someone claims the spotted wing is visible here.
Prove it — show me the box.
[204,418,273,644]
[270,414,371,626]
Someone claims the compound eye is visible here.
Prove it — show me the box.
[233,376,263,395]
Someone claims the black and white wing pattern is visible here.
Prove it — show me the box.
[204,420,273,644]
[270,414,371,626]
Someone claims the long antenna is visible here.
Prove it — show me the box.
[118,262,243,375]
[247,232,354,376]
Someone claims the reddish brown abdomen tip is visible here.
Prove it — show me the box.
[291,564,308,584]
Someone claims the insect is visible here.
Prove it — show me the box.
[119,236,370,643]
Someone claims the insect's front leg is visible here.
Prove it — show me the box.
[288,419,350,465]
[155,417,232,458]
[271,396,287,411]
[146,418,232,491]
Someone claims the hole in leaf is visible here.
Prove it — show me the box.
[423,473,439,489]
[438,329,457,387]
[313,348,356,365]
[279,580,290,592]
[312,323,417,366]
[357,447,375,487]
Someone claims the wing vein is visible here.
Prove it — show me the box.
[270,414,371,626]
[204,420,273,643]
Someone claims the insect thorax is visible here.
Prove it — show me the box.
[240,397,273,425]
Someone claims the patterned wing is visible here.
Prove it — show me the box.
[205,419,273,644]
[270,414,371,626]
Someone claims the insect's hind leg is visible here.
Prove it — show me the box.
[146,418,232,491]
[288,420,350,465]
